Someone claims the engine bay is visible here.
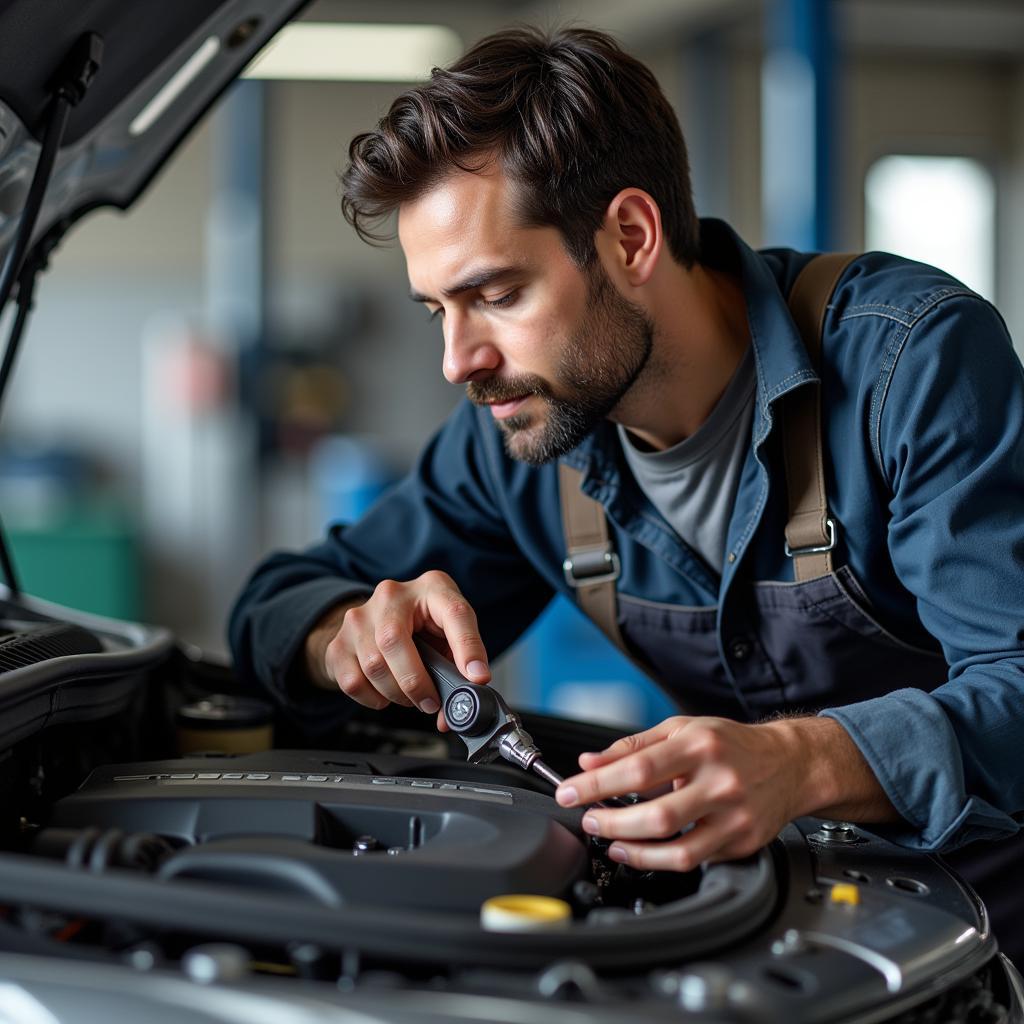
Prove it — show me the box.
[0,596,1017,1023]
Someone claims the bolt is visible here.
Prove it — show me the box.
[288,941,331,981]
[352,835,379,855]
[677,966,733,1012]
[771,929,808,956]
[572,880,601,910]
[814,820,861,844]
[182,943,250,984]
[821,820,856,835]
[126,944,159,971]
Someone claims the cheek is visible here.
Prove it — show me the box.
[498,314,558,373]
[515,292,582,361]
[497,267,588,374]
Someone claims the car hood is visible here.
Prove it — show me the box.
[0,0,308,270]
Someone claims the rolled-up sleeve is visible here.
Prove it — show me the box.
[822,293,1024,850]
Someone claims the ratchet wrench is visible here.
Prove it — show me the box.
[414,636,628,806]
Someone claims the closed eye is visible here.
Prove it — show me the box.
[424,289,516,321]
[484,291,517,310]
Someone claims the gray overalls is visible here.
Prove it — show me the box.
[558,255,1022,964]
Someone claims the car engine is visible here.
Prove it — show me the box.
[0,595,1018,1024]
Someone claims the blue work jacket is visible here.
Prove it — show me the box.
[229,219,1024,855]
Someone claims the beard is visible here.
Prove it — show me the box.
[466,264,655,465]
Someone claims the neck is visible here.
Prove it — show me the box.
[613,259,750,451]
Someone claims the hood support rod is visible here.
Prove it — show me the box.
[0,33,102,598]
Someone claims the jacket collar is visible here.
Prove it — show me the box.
[701,218,816,446]
[566,217,816,481]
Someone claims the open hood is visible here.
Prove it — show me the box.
[0,0,309,269]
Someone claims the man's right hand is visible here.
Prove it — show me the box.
[303,570,491,717]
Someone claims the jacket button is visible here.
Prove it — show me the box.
[729,637,752,661]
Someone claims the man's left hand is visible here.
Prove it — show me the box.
[554,714,901,871]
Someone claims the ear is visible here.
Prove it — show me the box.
[596,189,663,287]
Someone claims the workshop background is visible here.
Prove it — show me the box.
[3,0,1021,726]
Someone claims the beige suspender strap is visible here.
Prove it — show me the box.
[782,253,859,581]
[557,461,625,649]
[556,251,859,645]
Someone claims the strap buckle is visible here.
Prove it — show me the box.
[562,546,621,588]
[784,518,836,558]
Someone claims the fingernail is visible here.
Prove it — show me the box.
[420,698,439,714]
[608,844,629,864]
[582,815,600,835]
[467,660,488,678]
[556,785,579,807]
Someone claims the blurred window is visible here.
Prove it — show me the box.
[865,155,995,301]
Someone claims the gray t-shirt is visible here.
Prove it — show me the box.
[618,347,755,574]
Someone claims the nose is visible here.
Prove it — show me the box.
[442,310,501,384]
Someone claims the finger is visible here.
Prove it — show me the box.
[353,637,414,707]
[577,718,684,769]
[325,646,389,711]
[608,806,766,872]
[606,831,712,872]
[581,785,709,840]
[423,578,490,683]
[354,582,437,712]
[578,752,678,801]
[558,734,695,808]
[329,605,396,709]
[373,616,444,714]
[418,627,455,662]
[606,821,727,873]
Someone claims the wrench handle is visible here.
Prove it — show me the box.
[413,635,474,705]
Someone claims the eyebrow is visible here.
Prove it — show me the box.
[409,265,520,304]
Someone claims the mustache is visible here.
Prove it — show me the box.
[466,375,549,405]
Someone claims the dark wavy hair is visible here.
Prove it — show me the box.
[340,26,699,268]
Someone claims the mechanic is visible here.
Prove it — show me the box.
[230,27,1024,958]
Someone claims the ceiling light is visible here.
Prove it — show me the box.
[242,23,462,82]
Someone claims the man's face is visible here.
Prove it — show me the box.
[399,164,653,464]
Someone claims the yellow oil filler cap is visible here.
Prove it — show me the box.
[480,895,572,932]
[830,883,861,906]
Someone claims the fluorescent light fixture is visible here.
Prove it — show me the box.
[130,36,222,136]
[242,23,462,82]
